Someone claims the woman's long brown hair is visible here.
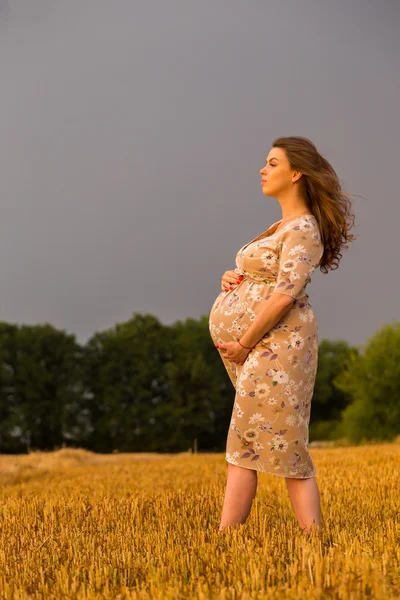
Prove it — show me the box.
[272,135,357,274]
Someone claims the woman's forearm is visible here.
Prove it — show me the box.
[239,292,294,348]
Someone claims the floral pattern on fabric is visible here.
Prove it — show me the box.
[209,214,324,478]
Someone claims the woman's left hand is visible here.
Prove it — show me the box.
[216,341,251,365]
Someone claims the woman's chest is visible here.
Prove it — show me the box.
[236,237,282,282]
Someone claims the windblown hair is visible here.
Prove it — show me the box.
[272,135,357,274]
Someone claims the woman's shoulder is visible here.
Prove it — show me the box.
[284,214,319,233]
[280,215,323,248]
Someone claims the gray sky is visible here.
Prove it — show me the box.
[0,0,398,348]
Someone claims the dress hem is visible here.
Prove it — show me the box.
[225,456,316,479]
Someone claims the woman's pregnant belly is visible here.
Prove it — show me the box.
[209,278,312,348]
[209,279,275,345]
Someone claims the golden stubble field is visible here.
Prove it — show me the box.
[0,443,399,599]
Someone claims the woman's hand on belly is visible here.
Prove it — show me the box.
[221,270,244,292]
[215,341,250,365]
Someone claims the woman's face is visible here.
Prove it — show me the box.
[260,147,299,197]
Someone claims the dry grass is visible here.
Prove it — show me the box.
[0,443,399,599]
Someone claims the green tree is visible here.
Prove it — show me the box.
[309,339,355,441]
[81,313,173,452]
[333,322,400,443]
[0,322,84,452]
[160,315,233,452]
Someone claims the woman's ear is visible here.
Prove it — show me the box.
[292,171,303,183]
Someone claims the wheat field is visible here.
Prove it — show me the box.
[0,443,399,599]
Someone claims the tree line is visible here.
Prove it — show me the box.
[0,315,399,454]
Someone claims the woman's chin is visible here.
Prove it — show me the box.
[261,186,273,196]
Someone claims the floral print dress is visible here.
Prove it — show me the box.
[208,214,324,478]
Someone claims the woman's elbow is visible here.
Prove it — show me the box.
[271,291,296,309]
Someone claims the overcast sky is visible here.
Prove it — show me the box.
[0,0,398,348]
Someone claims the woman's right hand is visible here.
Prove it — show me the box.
[221,270,244,292]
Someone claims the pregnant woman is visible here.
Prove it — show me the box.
[209,135,356,534]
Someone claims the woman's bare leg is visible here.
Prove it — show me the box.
[219,463,258,531]
[285,476,324,534]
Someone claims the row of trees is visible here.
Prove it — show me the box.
[0,315,399,454]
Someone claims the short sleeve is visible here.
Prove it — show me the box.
[272,221,324,299]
